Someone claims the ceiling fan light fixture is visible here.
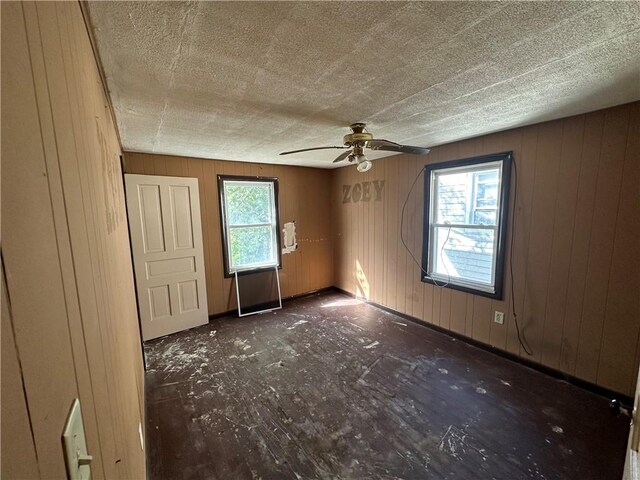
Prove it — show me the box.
[356,154,372,173]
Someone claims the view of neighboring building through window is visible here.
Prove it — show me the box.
[218,177,280,276]
[422,153,511,298]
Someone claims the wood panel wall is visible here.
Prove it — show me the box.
[331,102,640,397]
[124,152,334,315]
[1,2,145,478]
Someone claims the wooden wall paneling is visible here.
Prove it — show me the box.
[597,103,640,394]
[126,154,145,174]
[540,115,586,368]
[367,163,375,301]
[411,155,425,320]
[190,158,213,312]
[381,158,390,307]
[304,166,315,294]
[312,167,324,291]
[25,3,110,476]
[372,162,383,304]
[331,167,339,289]
[351,164,359,294]
[558,110,605,372]
[506,125,540,356]
[354,164,362,297]
[384,160,396,308]
[575,104,631,383]
[68,25,130,477]
[294,165,306,296]
[165,153,183,177]
[520,120,564,362]
[1,261,40,479]
[155,154,168,176]
[406,154,419,315]
[202,159,220,311]
[295,168,315,291]
[286,165,300,297]
[304,165,314,294]
[2,3,80,476]
[396,157,409,312]
[361,161,370,299]
[343,165,352,293]
[57,3,131,474]
[275,165,289,297]
[143,153,156,175]
[324,169,334,289]
[308,167,318,291]
[312,167,333,290]
[332,167,342,289]
[404,155,418,318]
[312,167,322,293]
[278,164,288,296]
[3,2,145,477]
[486,130,513,351]
[337,166,346,292]
[340,165,349,291]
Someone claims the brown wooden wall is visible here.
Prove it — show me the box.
[124,153,334,315]
[1,2,145,478]
[331,102,640,397]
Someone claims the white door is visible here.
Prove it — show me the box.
[125,174,208,340]
[624,366,640,479]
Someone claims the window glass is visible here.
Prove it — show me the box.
[423,154,511,298]
[432,226,495,285]
[229,225,274,268]
[219,177,280,276]
[225,183,272,225]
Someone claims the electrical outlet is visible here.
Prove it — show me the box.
[494,311,505,325]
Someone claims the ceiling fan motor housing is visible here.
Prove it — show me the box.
[344,122,373,146]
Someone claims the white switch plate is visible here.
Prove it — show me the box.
[494,311,505,325]
[62,399,91,480]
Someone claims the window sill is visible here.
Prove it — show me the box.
[224,264,282,279]
[421,275,502,300]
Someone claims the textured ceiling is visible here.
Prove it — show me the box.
[87,1,640,168]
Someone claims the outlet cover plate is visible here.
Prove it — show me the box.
[494,311,505,325]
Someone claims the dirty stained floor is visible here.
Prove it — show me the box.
[145,291,628,480]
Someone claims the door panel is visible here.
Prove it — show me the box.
[170,185,194,250]
[139,184,165,253]
[624,365,640,479]
[126,174,208,340]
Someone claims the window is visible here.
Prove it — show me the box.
[218,176,281,277]
[421,152,512,298]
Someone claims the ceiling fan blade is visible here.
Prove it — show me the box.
[332,150,352,163]
[279,146,348,156]
[366,139,430,155]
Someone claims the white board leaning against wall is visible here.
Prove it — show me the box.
[125,175,208,340]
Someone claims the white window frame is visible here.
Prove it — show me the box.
[422,153,512,299]
[218,176,281,277]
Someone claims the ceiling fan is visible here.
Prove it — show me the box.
[279,123,430,172]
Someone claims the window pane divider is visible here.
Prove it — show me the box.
[229,222,274,228]
[431,223,497,230]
